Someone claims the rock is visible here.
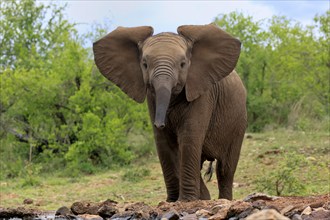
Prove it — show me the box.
[71,201,99,215]
[280,205,295,215]
[110,211,135,220]
[237,207,256,219]
[23,198,33,205]
[246,134,253,139]
[227,201,252,218]
[209,206,230,220]
[323,201,330,210]
[195,209,211,218]
[291,214,303,220]
[71,202,86,215]
[181,213,198,220]
[98,204,118,218]
[211,205,226,215]
[55,206,72,216]
[301,206,312,216]
[161,210,179,220]
[264,205,280,213]
[245,209,290,220]
[103,199,118,205]
[303,209,330,220]
[252,200,266,209]
[182,214,198,220]
[243,192,278,202]
[78,214,103,220]
[210,199,231,215]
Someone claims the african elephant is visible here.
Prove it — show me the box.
[93,24,247,201]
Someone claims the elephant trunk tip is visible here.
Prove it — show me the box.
[154,121,165,129]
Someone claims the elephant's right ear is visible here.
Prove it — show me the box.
[93,26,153,103]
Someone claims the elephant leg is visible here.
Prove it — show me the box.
[200,174,211,200]
[154,130,180,202]
[216,135,244,200]
[177,129,206,201]
[216,160,234,200]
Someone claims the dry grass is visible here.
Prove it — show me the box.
[0,129,329,210]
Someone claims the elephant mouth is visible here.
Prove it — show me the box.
[172,83,184,95]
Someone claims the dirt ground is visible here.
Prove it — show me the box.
[0,193,329,219]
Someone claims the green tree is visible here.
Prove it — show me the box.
[214,11,329,131]
[0,0,75,71]
[0,0,152,179]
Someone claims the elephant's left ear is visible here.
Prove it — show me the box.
[178,24,241,102]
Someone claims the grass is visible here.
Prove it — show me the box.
[0,129,329,210]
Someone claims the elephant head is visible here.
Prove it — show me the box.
[93,24,241,129]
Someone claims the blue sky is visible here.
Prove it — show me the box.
[53,0,329,35]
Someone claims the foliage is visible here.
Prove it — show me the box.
[0,0,152,179]
[214,11,329,131]
[254,152,307,196]
[122,167,151,182]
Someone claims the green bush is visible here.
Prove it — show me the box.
[255,152,308,196]
[122,167,151,182]
[215,11,329,132]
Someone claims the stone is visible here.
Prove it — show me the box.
[23,198,33,205]
[70,201,99,215]
[227,201,252,218]
[71,202,86,215]
[301,206,312,216]
[161,210,179,220]
[195,209,211,217]
[291,214,303,220]
[98,204,118,218]
[78,214,103,220]
[303,209,330,220]
[323,201,330,210]
[245,209,290,220]
[181,213,198,220]
[243,192,278,202]
[210,200,231,215]
[110,211,135,220]
[209,206,230,220]
[246,134,253,139]
[280,205,295,215]
[55,206,72,216]
[252,200,266,209]
[237,207,255,219]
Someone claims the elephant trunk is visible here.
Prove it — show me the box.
[152,75,174,129]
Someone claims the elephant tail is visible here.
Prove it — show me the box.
[204,161,214,182]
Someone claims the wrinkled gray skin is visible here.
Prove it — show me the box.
[93,24,247,201]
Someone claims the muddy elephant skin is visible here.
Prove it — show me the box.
[93,24,247,201]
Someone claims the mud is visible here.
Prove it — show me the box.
[0,193,329,219]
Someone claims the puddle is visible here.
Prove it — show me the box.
[3,211,57,220]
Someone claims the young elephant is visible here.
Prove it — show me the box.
[93,24,247,201]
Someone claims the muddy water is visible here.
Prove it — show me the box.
[5,211,57,220]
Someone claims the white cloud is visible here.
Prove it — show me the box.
[60,0,328,35]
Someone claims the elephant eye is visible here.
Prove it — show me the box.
[142,59,148,70]
[180,61,186,68]
[143,63,148,69]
